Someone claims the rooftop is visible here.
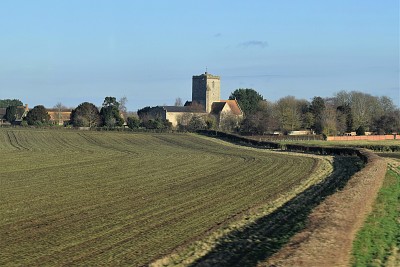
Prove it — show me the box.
[192,72,220,79]
[210,100,243,116]
[162,106,191,113]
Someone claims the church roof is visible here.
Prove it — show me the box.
[211,100,243,116]
[225,100,243,115]
[46,108,73,112]
[210,102,226,114]
[162,106,191,113]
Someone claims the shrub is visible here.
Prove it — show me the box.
[188,116,206,131]
[127,116,140,129]
[356,126,365,136]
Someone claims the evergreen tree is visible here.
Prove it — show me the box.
[0,99,23,108]
[25,105,50,125]
[100,97,124,127]
[5,106,17,123]
[229,88,263,115]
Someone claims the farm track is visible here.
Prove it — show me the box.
[0,129,324,266]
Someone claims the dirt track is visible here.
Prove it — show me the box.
[263,150,387,267]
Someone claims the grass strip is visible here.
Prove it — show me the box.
[351,167,400,267]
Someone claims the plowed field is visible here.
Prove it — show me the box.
[0,129,318,266]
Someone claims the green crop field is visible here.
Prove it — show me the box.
[0,128,319,266]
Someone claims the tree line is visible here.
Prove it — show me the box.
[231,89,400,136]
[0,97,127,128]
[1,89,399,135]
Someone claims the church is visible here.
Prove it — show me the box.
[161,72,243,128]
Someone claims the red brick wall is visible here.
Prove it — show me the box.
[327,135,396,141]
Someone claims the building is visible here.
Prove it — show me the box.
[47,109,73,125]
[161,106,207,128]
[192,72,221,113]
[162,72,243,128]
[0,108,7,125]
[0,104,29,125]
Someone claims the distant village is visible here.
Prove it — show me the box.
[1,72,399,139]
[0,72,243,131]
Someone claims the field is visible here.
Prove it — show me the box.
[0,129,321,266]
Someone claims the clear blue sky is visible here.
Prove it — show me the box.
[1,0,399,110]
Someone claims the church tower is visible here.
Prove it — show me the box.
[192,72,221,113]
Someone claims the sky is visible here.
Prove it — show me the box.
[0,0,399,110]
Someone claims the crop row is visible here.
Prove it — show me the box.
[0,129,317,266]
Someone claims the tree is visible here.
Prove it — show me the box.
[372,110,400,134]
[379,96,396,114]
[322,103,338,136]
[275,96,302,133]
[141,118,171,130]
[333,90,387,132]
[70,102,101,127]
[240,100,277,134]
[302,111,314,130]
[229,88,263,116]
[127,116,140,129]
[204,115,217,130]
[187,116,206,131]
[336,105,353,133]
[187,102,204,112]
[334,90,351,108]
[137,106,164,122]
[338,91,376,131]
[219,114,240,132]
[102,96,120,109]
[176,113,193,131]
[309,96,325,134]
[100,97,124,127]
[25,105,50,125]
[0,99,23,108]
[175,97,183,106]
[118,96,128,120]
[356,125,366,136]
[5,106,17,123]
[53,102,67,125]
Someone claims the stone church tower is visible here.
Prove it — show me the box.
[192,72,221,113]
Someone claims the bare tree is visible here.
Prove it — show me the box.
[334,90,351,107]
[241,100,277,134]
[219,114,240,132]
[379,96,395,114]
[177,113,193,127]
[118,96,128,119]
[275,96,302,133]
[53,102,67,125]
[349,92,377,130]
[188,102,205,112]
[174,97,183,106]
[322,103,338,136]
